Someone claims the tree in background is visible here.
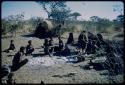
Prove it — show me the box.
[2,13,24,37]
[70,12,81,20]
[29,17,43,29]
[113,15,124,31]
[37,1,73,37]
[116,15,124,23]
[112,4,124,31]
[90,16,100,22]
[37,1,71,25]
[89,16,113,33]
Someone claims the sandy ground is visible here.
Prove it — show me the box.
[1,32,124,84]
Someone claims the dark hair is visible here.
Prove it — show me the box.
[69,32,73,35]
[97,33,103,41]
[20,46,25,51]
[45,38,48,43]
[28,40,32,44]
[11,40,14,43]
[38,23,42,26]
[59,24,61,28]
[82,30,86,33]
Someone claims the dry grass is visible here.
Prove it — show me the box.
[1,31,124,84]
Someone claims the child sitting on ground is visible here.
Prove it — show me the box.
[25,40,34,56]
[3,40,16,53]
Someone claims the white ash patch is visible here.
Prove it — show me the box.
[27,56,67,67]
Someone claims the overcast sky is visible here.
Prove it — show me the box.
[2,1,124,20]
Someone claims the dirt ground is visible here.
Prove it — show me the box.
[1,32,124,84]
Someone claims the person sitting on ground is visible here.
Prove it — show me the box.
[4,40,16,53]
[52,36,63,55]
[77,31,88,54]
[25,40,34,56]
[61,44,71,56]
[7,73,16,84]
[105,45,122,74]
[48,37,54,55]
[87,32,99,54]
[12,46,25,70]
[66,32,74,45]
[91,40,98,54]
[86,32,93,54]
[96,33,105,48]
[43,38,50,55]
[86,39,92,54]
[1,65,16,84]
[58,37,64,51]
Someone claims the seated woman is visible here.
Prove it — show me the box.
[12,46,25,70]
[4,40,16,53]
[66,32,74,45]
[25,40,34,55]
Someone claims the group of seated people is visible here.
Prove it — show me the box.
[3,30,105,65]
[43,36,72,57]
[3,40,34,71]
[66,31,104,55]
[4,30,111,71]
[2,30,123,84]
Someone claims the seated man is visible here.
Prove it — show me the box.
[4,40,16,53]
[86,32,98,54]
[48,37,54,55]
[96,33,105,48]
[77,31,88,54]
[66,32,74,45]
[12,46,25,70]
[58,37,64,51]
[25,40,34,55]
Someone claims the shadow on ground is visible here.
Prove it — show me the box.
[7,54,15,57]
[32,53,47,57]
[11,59,28,72]
[21,33,35,38]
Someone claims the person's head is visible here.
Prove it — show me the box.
[82,30,86,33]
[69,33,73,37]
[97,33,103,41]
[10,40,14,43]
[92,40,96,45]
[45,38,48,43]
[58,36,61,40]
[38,23,42,27]
[49,37,53,41]
[59,24,61,28]
[69,32,73,35]
[28,40,32,45]
[65,44,68,48]
[41,80,44,84]
[105,44,114,53]
[20,46,25,53]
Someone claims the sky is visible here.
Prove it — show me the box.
[1,1,124,20]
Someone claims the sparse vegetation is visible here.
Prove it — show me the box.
[2,1,124,84]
